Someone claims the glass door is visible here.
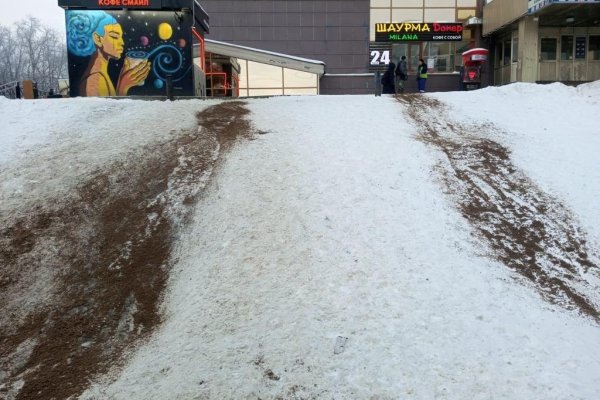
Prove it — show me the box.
[574,36,587,81]
[392,43,421,74]
[539,37,557,81]
[560,35,574,81]
[409,43,421,73]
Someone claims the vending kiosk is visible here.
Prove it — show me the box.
[461,48,488,91]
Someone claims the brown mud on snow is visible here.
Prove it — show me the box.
[399,94,600,323]
[0,101,252,400]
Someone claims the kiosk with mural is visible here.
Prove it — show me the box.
[58,0,209,97]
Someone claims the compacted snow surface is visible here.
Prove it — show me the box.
[1,83,599,399]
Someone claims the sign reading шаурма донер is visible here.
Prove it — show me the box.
[58,0,162,9]
[375,22,463,42]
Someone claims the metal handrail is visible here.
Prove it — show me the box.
[0,81,19,99]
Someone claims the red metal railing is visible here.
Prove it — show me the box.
[191,27,205,72]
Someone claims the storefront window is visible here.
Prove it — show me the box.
[590,36,600,60]
[409,43,420,72]
[495,43,502,67]
[391,43,408,66]
[393,41,469,73]
[423,42,454,72]
[392,43,421,73]
[561,36,574,60]
[503,39,511,65]
[540,38,557,61]
[575,37,586,59]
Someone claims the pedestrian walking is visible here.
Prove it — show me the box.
[417,59,428,93]
[15,82,21,99]
[395,56,408,94]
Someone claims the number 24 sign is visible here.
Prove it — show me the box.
[370,50,390,65]
[369,43,392,72]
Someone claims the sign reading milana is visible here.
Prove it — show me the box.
[375,22,463,42]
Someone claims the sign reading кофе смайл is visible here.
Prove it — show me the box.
[59,0,162,9]
[375,22,463,42]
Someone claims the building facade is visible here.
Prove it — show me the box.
[483,0,600,85]
[201,0,481,95]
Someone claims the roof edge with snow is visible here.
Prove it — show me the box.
[194,39,326,76]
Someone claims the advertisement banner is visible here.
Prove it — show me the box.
[65,9,194,97]
[375,22,463,42]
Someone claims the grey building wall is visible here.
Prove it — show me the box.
[200,0,372,94]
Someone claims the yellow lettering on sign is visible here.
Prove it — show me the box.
[376,23,431,33]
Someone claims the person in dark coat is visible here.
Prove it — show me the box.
[15,82,21,99]
[395,56,408,94]
[381,62,396,94]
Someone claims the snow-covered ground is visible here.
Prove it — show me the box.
[435,82,600,248]
[0,97,219,223]
[1,83,599,399]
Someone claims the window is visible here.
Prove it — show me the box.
[540,38,557,61]
[561,36,573,60]
[393,43,421,73]
[393,42,465,73]
[423,42,454,73]
[495,42,503,67]
[408,43,421,72]
[503,39,511,65]
[512,37,519,63]
[575,37,586,59]
[457,9,476,20]
[590,36,600,60]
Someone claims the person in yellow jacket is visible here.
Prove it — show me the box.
[417,59,428,93]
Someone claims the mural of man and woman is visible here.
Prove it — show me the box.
[65,10,193,97]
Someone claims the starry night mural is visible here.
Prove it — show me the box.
[65,9,194,97]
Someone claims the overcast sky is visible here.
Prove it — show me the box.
[0,0,67,36]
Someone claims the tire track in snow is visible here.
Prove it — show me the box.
[400,94,600,323]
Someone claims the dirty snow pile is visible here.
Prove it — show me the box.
[0,97,218,222]
[2,82,600,399]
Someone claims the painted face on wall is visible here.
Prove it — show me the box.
[66,10,194,97]
[96,23,124,59]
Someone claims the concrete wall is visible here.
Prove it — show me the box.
[517,16,539,83]
[201,0,479,94]
[201,0,372,94]
[482,0,527,36]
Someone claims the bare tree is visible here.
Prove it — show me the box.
[0,26,25,84]
[0,16,67,95]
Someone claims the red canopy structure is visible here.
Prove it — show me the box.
[461,48,489,90]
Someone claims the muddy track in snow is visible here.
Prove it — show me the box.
[400,94,600,323]
[0,101,252,400]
